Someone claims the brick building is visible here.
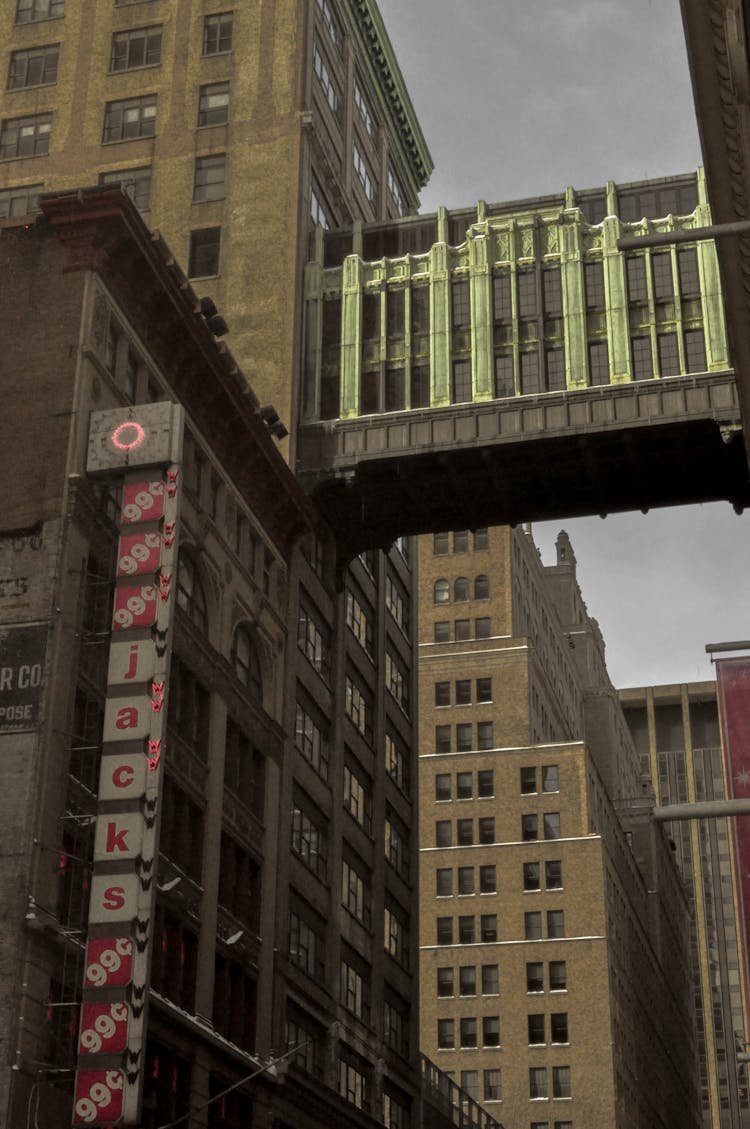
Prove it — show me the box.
[418,524,701,1129]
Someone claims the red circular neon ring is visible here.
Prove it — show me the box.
[111,421,146,452]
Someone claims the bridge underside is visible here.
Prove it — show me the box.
[297,372,750,565]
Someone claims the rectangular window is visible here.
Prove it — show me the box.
[385,730,408,794]
[345,673,372,742]
[341,956,370,1022]
[524,861,541,891]
[475,616,491,638]
[494,352,515,397]
[483,1068,502,1102]
[99,167,151,212]
[343,761,372,833]
[437,1019,454,1049]
[7,44,59,88]
[313,40,340,115]
[386,647,410,714]
[353,141,376,204]
[193,153,226,202]
[291,797,328,879]
[547,910,565,938]
[384,902,409,968]
[0,182,42,218]
[0,112,51,158]
[518,269,537,317]
[678,247,700,297]
[460,1070,479,1101]
[459,966,476,996]
[295,694,329,779]
[476,677,492,703]
[493,272,512,321]
[460,1017,477,1048]
[588,340,610,385]
[298,596,330,680]
[385,572,409,634]
[456,723,472,752]
[456,772,472,799]
[481,965,499,996]
[310,176,332,229]
[316,0,339,44]
[545,348,566,392]
[479,865,496,893]
[522,814,539,841]
[110,25,162,71]
[530,1067,548,1100]
[545,860,563,889]
[477,722,493,750]
[543,764,559,792]
[289,907,325,980]
[188,226,221,278]
[198,82,229,127]
[454,679,470,705]
[436,868,453,897]
[544,812,561,840]
[102,95,156,143]
[652,252,674,299]
[338,1055,368,1111]
[435,725,451,754]
[584,261,605,309]
[385,807,409,881]
[410,363,430,407]
[480,914,497,942]
[435,773,451,801]
[551,1012,568,1043]
[543,268,563,316]
[657,332,680,376]
[452,359,472,403]
[346,587,373,654]
[549,960,567,991]
[552,1066,571,1098]
[520,351,541,395]
[626,256,648,302]
[16,0,64,22]
[528,1013,545,1045]
[631,335,653,379]
[455,618,471,640]
[435,820,452,848]
[685,328,707,373]
[477,769,494,797]
[478,817,495,844]
[203,12,233,55]
[456,818,473,846]
[527,962,544,992]
[354,78,375,138]
[525,911,542,940]
[387,166,405,216]
[457,867,474,895]
[437,917,453,945]
[341,857,371,926]
[452,280,471,328]
[456,915,474,943]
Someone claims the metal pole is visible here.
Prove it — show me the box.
[617,219,750,251]
[653,799,750,821]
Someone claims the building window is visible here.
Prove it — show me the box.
[437,1019,454,1049]
[435,725,451,754]
[626,256,648,302]
[457,866,474,895]
[631,335,653,379]
[522,814,539,841]
[0,113,51,158]
[459,915,475,943]
[454,576,469,601]
[482,1015,500,1047]
[385,730,408,794]
[198,82,229,127]
[231,625,262,700]
[480,914,497,941]
[353,141,376,204]
[436,868,453,897]
[456,723,472,752]
[588,340,610,385]
[316,0,339,43]
[545,860,563,889]
[383,999,410,1059]
[384,903,409,967]
[298,595,330,680]
[385,806,409,881]
[99,166,151,211]
[102,96,156,143]
[678,247,700,297]
[475,616,491,638]
[434,620,450,643]
[478,817,494,844]
[459,966,476,996]
[188,226,221,278]
[482,964,499,994]
[452,359,472,403]
[345,673,373,742]
[477,770,493,797]
[387,166,405,216]
[476,677,492,703]
[479,865,496,893]
[460,1017,477,1048]
[16,0,64,21]
[551,1013,569,1043]
[437,917,453,945]
[528,1013,546,1044]
[110,26,162,71]
[685,328,707,373]
[203,12,233,55]
[346,586,373,654]
[313,41,339,115]
[341,858,371,928]
[456,772,472,799]
[651,252,674,299]
[343,760,372,833]
[456,818,473,846]
[525,911,542,940]
[386,647,409,714]
[434,531,449,555]
[434,578,450,604]
[521,766,537,793]
[553,1066,571,1098]
[524,862,541,891]
[385,571,409,635]
[454,678,470,704]
[435,820,452,848]
[0,182,42,217]
[520,351,541,395]
[483,1069,502,1102]
[547,910,565,938]
[289,906,325,979]
[452,280,471,328]
[291,797,328,880]
[7,44,59,88]
[584,261,605,309]
[454,618,470,640]
[657,332,680,376]
[527,962,544,992]
[310,176,332,229]
[494,352,515,397]
[338,1054,368,1110]
[542,763,560,790]
[477,721,493,750]
[474,574,490,599]
[460,1070,479,1101]
[549,960,567,990]
[435,773,451,801]
[530,1067,548,1100]
[354,77,375,138]
[545,346,565,392]
[544,812,561,840]
[295,694,329,779]
[176,549,207,632]
[193,153,226,202]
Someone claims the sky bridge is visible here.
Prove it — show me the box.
[296,172,750,561]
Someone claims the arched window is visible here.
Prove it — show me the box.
[176,549,207,632]
[474,574,490,600]
[434,579,450,605]
[454,577,469,602]
[232,625,263,702]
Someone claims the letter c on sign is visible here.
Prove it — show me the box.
[112,764,135,789]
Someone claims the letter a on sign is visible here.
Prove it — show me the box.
[103,697,151,742]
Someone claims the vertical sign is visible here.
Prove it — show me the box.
[72,405,183,1126]
[717,656,750,1047]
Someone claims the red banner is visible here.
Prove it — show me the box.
[717,657,750,1023]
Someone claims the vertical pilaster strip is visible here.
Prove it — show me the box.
[468,227,493,401]
[601,216,631,383]
[340,254,363,419]
[430,239,451,407]
[560,216,588,388]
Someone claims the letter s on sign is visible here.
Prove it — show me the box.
[103,886,126,911]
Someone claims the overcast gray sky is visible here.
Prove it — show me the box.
[378,0,750,688]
